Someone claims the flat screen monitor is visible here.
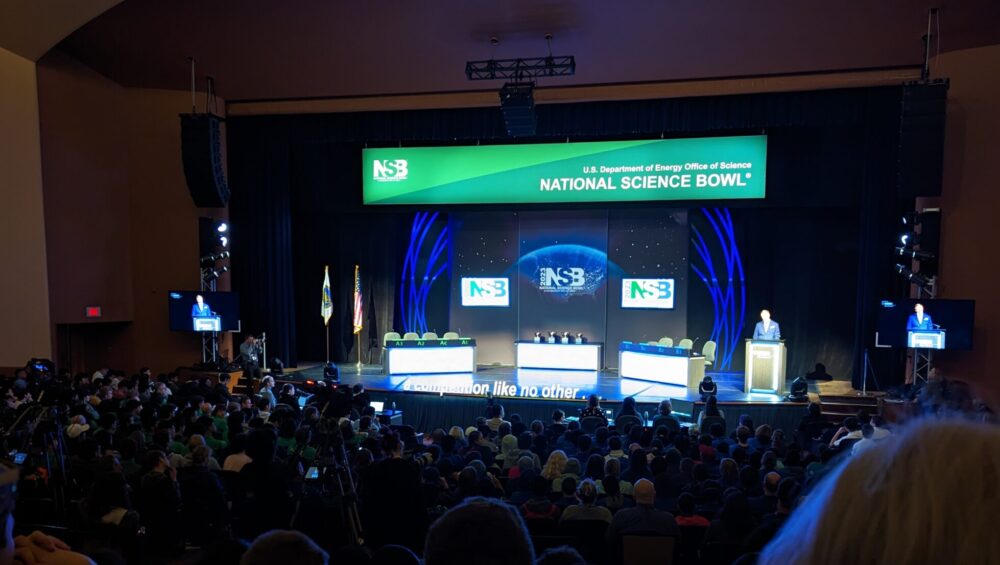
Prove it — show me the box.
[621,278,675,309]
[876,298,974,350]
[168,291,241,332]
[461,277,510,307]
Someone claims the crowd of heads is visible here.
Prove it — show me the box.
[1,363,998,565]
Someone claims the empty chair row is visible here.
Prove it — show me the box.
[383,331,460,344]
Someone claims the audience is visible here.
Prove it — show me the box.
[4,360,993,565]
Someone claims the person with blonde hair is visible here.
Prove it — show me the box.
[759,418,1000,565]
[541,450,568,481]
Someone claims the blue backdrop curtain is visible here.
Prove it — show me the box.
[228,86,909,386]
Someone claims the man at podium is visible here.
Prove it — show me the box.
[753,309,781,340]
[906,303,933,331]
[191,294,213,318]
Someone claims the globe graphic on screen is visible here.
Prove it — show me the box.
[515,244,610,300]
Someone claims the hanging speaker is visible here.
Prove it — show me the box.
[896,81,948,197]
[180,113,230,207]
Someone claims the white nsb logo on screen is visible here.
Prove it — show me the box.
[462,278,509,307]
[539,268,586,289]
[372,159,408,182]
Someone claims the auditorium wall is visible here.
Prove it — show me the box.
[932,44,1000,401]
[36,50,230,373]
[0,47,52,369]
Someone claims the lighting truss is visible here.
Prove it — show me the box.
[465,56,576,81]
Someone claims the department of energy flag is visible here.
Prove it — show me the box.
[321,266,333,326]
[353,265,363,335]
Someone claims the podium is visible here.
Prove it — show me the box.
[745,339,787,394]
[908,329,945,349]
[193,316,221,331]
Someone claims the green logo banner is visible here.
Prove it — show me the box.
[362,135,767,205]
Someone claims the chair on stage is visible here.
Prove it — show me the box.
[422,331,439,340]
[442,331,460,339]
[402,332,420,340]
[678,338,694,350]
[702,340,717,366]
[383,331,401,345]
[658,337,674,347]
[615,414,643,433]
[580,416,606,433]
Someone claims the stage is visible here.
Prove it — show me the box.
[286,363,811,435]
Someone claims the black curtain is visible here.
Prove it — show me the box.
[227,130,297,366]
[229,86,909,380]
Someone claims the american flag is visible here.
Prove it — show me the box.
[352,265,363,335]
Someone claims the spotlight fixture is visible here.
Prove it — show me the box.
[895,246,935,261]
[895,264,932,289]
[217,222,228,233]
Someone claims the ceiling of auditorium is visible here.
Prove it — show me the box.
[38,0,1000,100]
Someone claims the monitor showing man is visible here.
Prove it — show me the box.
[753,309,781,340]
[906,303,934,331]
[191,294,213,318]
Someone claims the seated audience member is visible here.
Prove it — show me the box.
[697,396,726,433]
[598,474,632,513]
[704,490,756,546]
[749,471,782,516]
[796,402,828,445]
[560,479,613,524]
[178,445,228,545]
[675,492,710,527]
[554,477,580,511]
[760,419,1000,565]
[615,396,639,421]
[553,458,582,493]
[424,498,534,565]
[360,432,427,551]
[521,475,561,520]
[651,399,682,434]
[237,428,296,539]
[851,424,878,456]
[486,404,509,433]
[542,450,569,483]
[605,436,627,466]
[869,415,892,439]
[829,417,863,450]
[139,450,183,554]
[241,530,328,565]
[579,394,609,424]
[606,479,678,556]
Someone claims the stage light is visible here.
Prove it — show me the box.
[217,222,228,233]
[902,212,921,226]
[220,236,228,248]
[895,246,936,261]
[895,264,933,288]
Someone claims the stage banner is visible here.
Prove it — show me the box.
[363,135,767,205]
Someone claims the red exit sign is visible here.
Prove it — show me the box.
[85,306,102,318]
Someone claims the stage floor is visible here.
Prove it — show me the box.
[292,363,786,406]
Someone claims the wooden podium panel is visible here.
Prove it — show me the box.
[745,340,787,394]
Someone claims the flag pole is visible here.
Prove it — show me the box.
[325,324,330,364]
[356,332,362,372]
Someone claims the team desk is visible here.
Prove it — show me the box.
[384,338,477,375]
[515,341,603,371]
[618,341,706,388]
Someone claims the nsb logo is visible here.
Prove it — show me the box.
[372,159,408,182]
[621,278,675,309]
[539,267,586,289]
[461,277,509,307]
